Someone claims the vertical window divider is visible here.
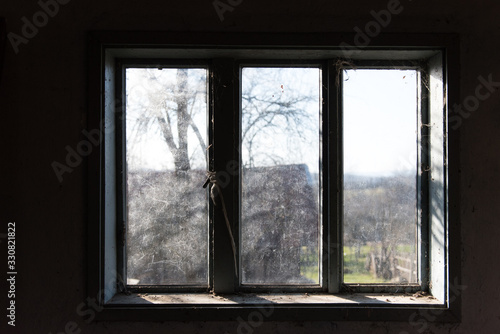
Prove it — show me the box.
[328,60,342,293]
[212,58,238,293]
[320,60,328,291]
[115,60,127,292]
[208,62,215,291]
[418,66,430,291]
[236,62,243,286]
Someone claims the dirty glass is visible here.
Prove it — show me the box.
[342,69,418,284]
[240,67,322,285]
[125,68,208,285]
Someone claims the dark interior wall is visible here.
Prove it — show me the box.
[1,0,499,333]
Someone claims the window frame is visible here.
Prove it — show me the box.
[338,61,426,293]
[118,60,212,292]
[236,61,325,291]
[87,31,461,322]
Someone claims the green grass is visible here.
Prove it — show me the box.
[345,273,383,283]
[343,245,387,283]
[301,266,319,282]
[343,244,415,283]
[299,244,415,283]
[299,246,319,282]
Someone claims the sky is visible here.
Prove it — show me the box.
[343,69,418,176]
[125,67,418,177]
[125,68,208,171]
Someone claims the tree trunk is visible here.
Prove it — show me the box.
[174,68,191,172]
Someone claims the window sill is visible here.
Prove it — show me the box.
[97,292,458,323]
[108,292,442,306]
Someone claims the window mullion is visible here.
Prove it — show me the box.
[418,67,430,290]
[211,58,238,293]
[328,60,342,293]
[116,61,127,293]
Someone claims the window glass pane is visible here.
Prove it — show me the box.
[240,67,321,285]
[343,69,418,283]
[125,68,208,285]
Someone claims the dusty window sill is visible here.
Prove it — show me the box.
[96,292,458,322]
[108,292,442,306]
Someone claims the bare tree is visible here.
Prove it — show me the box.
[241,67,318,168]
[127,68,207,172]
[128,67,317,171]
[125,67,320,284]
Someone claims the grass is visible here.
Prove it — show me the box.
[344,273,383,283]
[299,244,415,284]
[299,246,319,282]
[343,245,384,283]
[343,244,415,283]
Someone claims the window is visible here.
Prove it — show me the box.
[342,68,419,284]
[88,32,460,321]
[125,66,209,287]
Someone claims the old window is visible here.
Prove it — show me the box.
[342,68,419,284]
[239,66,322,287]
[125,67,209,287]
[88,32,459,321]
